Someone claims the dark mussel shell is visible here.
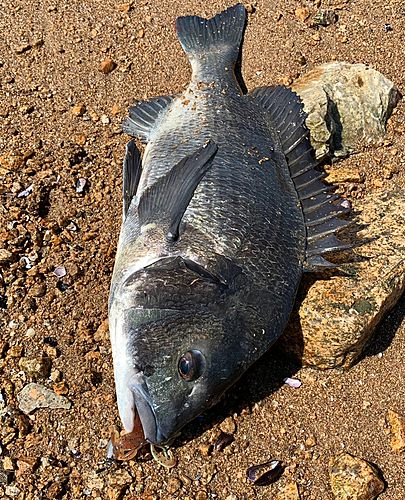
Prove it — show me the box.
[214,432,234,451]
[247,460,282,486]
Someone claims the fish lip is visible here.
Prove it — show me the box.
[129,376,166,445]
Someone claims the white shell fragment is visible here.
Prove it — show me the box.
[283,377,302,389]
[65,221,77,231]
[75,178,87,193]
[20,256,32,270]
[53,266,66,277]
[17,184,34,198]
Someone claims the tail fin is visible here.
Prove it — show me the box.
[175,4,246,65]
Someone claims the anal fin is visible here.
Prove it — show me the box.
[138,141,218,241]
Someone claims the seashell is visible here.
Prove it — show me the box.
[19,256,32,269]
[65,221,77,231]
[247,460,282,486]
[53,266,66,277]
[283,377,302,389]
[17,183,34,198]
[214,432,234,451]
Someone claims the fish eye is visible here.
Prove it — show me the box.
[178,350,206,382]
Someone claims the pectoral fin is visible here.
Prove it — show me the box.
[138,141,218,241]
[123,139,142,219]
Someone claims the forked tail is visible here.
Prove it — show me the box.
[175,4,246,67]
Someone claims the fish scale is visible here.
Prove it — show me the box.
[109,3,350,451]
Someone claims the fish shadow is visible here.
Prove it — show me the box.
[177,346,301,446]
[362,287,405,359]
[177,335,302,446]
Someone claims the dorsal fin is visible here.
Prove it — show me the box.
[250,85,351,270]
[123,139,142,219]
[122,95,177,143]
[138,141,218,241]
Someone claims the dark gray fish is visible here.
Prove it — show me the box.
[109,3,350,446]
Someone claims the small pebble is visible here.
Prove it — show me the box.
[77,134,87,146]
[16,456,38,477]
[280,76,293,86]
[72,103,86,116]
[199,443,212,456]
[275,483,300,500]
[98,58,116,74]
[101,114,110,124]
[3,457,15,471]
[0,468,14,485]
[19,356,51,379]
[7,345,23,358]
[305,435,317,447]
[295,7,310,22]
[219,416,236,434]
[50,369,61,383]
[65,221,77,231]
[388,409,405,452]
[117,3,131,12]
[53,381,69,395]
[0,249,12,264]
[29,283,46,297]
[313,9,337,26]
[167,477,182,493]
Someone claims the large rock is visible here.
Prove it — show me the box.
[329,452,384,500]
[279,186,405,369]
[291,62,400,160]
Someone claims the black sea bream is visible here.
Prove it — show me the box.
[108,3,350,447]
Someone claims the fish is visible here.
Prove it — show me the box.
[108,3,350,449]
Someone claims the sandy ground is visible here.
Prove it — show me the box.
[0,1,405,499]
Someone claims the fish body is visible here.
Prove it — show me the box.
[109,4,349,446]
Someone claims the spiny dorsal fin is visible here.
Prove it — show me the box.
[123,139,142,219]
[250,85,352,270]
[122,95,177,143]
[175,4,246,64]
[138,141,218,241]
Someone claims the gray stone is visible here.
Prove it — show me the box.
[280,186,405,369]
[291,62,400,160]
[17,383,71,414]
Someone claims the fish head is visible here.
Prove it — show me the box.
[109,256,248,445]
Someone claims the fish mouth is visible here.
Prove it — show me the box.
[127,372,166,445]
